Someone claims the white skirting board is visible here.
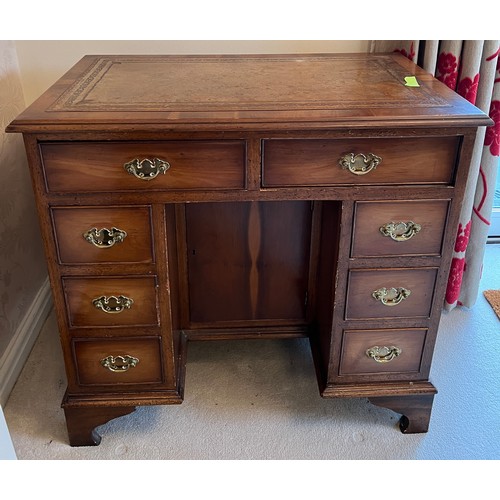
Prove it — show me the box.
[0,277,52,408]
[0,404,16,459]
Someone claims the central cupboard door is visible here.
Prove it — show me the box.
[185,201,313,325]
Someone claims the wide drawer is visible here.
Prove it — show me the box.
[345,268,438,320]
[351,200,450,257]
[40,140,246,192]
[72,336,163,386]
[51,206,154,264]
[262,137,459,186]
[339,328,427,376]
[62,276,159,327]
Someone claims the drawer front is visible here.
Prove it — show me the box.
[351,200,450,257]
[262,137,458,186]
[40,141,246,192]
[73,337,163,386]
[63,276,159,327]
[52,206,154,264]
[346,268,438,320]
[339,328,427,376]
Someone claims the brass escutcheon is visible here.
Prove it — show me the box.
[372,287,411,306]
[366,345,402,363]
[339,152,382,175]
[124,158,170,180]
[92,295,134,314]
[380,221,422,242]
[83,227,127,248]
[100,354,139,372]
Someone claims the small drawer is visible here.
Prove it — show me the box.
[346,268,438,320]
[40,140,246,193]
[51,206,154,264]
[351,200,450,257]
[262,137,458,186]
[72,337,163,386]
[339,328,427,376]
[62,276,159,327]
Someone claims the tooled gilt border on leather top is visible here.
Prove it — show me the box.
[52,58,114,110]
[47,55,449,113]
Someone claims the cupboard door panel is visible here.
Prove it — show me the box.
[185,201,312,325]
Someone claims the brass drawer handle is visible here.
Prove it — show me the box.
[379,221,421,241]
[100,354,139,372]
[372,287,411,306]
[92,295,134,314]
[124,158,170,180]
[339,152,382,175]
[366,345,402,363]
[83,227,127,248]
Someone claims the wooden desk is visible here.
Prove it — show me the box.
[7,54,491,446]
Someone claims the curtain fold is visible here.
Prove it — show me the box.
[371,40,500,310]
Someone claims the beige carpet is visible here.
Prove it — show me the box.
[4,244,500,460]
[4,311,405,459]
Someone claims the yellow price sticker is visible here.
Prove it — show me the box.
[404,76,420,87]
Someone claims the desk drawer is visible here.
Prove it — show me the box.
[339,328,427,376]
[40,141,246,192]
[73,337,163,386]
[63,276,159,327]
[51,206,154,264]
[352,200,450,257]
[346,268,438,320]
[262,137,458,186]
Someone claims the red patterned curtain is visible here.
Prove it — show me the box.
[371,40,500,310]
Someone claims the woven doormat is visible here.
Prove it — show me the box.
[483,290,500,320]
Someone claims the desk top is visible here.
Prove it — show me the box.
[7,53,491,133]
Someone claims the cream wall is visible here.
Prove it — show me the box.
[14,40,370,105]
[0,41,48,404]
[0,41,47,353]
